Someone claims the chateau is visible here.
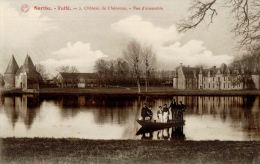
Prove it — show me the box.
[4,55,42,90]
[173,63,260,90]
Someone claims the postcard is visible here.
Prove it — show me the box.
[0,0,260,163]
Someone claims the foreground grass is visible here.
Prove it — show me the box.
[1,138,260,164]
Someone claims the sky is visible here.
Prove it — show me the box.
[0,0,238,75]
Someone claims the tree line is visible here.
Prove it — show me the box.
[94,40,173,92]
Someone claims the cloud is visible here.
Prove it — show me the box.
[0,1,57,48]
[111,15,181,45]
[112,15,233,69]
[41,41,108,74]
[158,40,234,67]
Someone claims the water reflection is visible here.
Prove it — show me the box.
[1,95,39,129]
[136,127,185,141]
[0,95,259,140]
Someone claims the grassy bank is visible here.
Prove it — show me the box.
[1,87,260,97]
[1,138,260,163]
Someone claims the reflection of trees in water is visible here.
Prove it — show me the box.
[55,95,139,123]
[241,97,260,138]
[0,95,4,105]
[2,95,40,129]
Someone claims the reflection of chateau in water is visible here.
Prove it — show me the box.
[175,96,260,137]
[1,95,39,129]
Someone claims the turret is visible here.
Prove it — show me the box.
[4,55,19,88]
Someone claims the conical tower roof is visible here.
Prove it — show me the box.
[16,55,41,80]
[22,55,37,73]
[5,55,19,74]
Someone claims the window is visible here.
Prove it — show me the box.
[213,84,215,88]
[209,84,210,88]
[224,83,225,88]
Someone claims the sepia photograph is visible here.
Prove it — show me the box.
[0,0,260,163]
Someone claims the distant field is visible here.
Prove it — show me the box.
[1,138,260,163]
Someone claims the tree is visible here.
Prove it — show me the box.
[35,64,49,81]
[229,48,260,88]
[94,59,109,87]
[56,65,79,73]
[0,73,4,87]
[115,58,130,85]
[123,40,142,93]
[108,60,115,85]
[141,45,156,92]
[178,0,260,48]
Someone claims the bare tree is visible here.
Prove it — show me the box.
[70,66,79,73]
[115,58,130,85]
[178,0,260,47]
[0,73,4,87]
[94,59,109,87]
[35,64,49,81]
[230,48,260,88]
[108,60,115,85]
[123,40,142,93]
[56,65,79,73]
[141,45,156,92]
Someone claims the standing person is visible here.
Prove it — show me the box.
[170,99,177,120]
[157,106,163,122]
[179,101,186,120]
[147,106,153,121]
[162,104,169,122]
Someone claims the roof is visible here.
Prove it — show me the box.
[59,73,98,80]
[5,55,19,74]
[199,64,241,76]
[16,55,41,80]
[180,66,199,79]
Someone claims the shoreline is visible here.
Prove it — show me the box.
[1,87,260,97]
[1,138,260,163]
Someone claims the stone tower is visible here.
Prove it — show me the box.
[15,55,41,90]
[4,55,19,88]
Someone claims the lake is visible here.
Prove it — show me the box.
[0,95,260,141]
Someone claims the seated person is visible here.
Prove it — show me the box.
[141,104,153,121]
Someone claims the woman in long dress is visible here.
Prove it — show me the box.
[157,106,163,122]
[162,104,169,123]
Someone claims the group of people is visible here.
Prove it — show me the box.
[141,99,186,122]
